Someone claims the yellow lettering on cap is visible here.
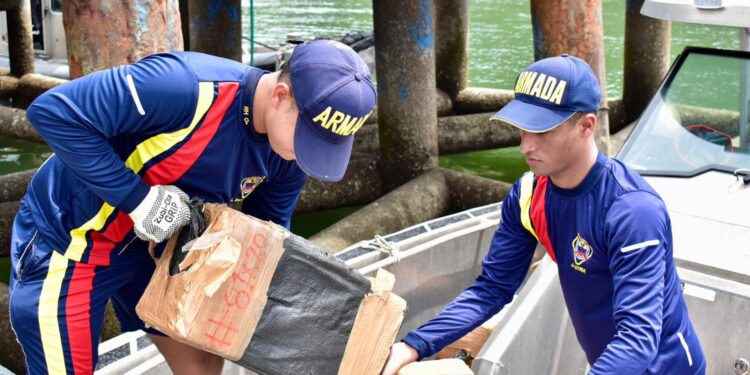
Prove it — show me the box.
[327,111,346,132]
[312,106,332,128]
[540,76,558,101]
[528,73,546,97]
[516,71,538,95]
[514,72,526,93]
[549,80,567,105]
[346,110,372,136]
[336,115,358,135]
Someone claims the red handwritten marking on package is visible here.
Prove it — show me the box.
[204,231,269,346]
[204,308,239,347]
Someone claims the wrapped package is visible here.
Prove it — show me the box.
[136,203,406,375]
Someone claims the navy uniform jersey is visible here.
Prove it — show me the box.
[403,153,706,374]
[23,51,307,266]
[8,52,308,374]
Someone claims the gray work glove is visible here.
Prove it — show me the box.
[128,185,191,243]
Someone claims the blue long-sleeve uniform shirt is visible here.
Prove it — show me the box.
[22,51,307,266]
[403,153,705,374]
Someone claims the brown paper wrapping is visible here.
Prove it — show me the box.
[137,203,407,372]
[338,268,407,375]
[136,203,288,360]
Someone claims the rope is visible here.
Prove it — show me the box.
[361,235,401,262]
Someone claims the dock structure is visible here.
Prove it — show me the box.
[0,0,673,236]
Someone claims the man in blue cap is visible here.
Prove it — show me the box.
[382,55,705,375]
[9,40,376,374]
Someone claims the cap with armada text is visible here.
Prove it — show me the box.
[491,54,601,133]
[291,39,377,182]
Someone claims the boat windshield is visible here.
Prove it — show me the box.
[619,49,750,177]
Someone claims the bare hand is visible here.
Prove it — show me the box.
[380,342,419,375]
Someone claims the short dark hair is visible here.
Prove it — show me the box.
[277,54,296,109]
[566,111,595,126]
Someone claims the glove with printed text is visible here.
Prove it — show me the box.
[128,185,191,243]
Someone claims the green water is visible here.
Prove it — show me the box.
[440,146,528,183]
[244,0,738,97]
[0,136,52,175]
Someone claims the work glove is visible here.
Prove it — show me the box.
[128,185,191,243]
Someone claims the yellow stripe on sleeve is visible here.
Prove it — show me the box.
[519,172,540,242]
[64,82,215,260]
[38,252,69,375]
[64,204,115,261]
[125,82,215,173]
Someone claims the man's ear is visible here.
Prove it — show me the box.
[578,113,597,137]
[271,82,292,108]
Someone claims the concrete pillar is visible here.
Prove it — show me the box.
[373,0,439,191]
[295,155,382,214]
[454,87,514,114]
[0,105,43,142]
[188,0,242,61]
[62,0,183,78]
[6,0,34,77]
[434,0,470,98]
[310,169,450,253]
[12,73,67,109]
[531,0,610,155]
[437,112,521,154]
[623,0,671,125]
[442,168,511,213]
[0,168,36,203]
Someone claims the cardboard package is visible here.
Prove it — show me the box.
[339,269,407,375]
[137,203,286,359]
[435,312,503,365]
[136,203,406,375]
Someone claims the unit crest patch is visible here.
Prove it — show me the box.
[241,176,266,199]
[571,233,593,274]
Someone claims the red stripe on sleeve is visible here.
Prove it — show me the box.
[86,82,238,264]
[530,176,556,263]
[143,82,239,185]
[65,262,97,374]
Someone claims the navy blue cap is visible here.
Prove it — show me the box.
[291,40,377,182]
[491,54,600,133]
